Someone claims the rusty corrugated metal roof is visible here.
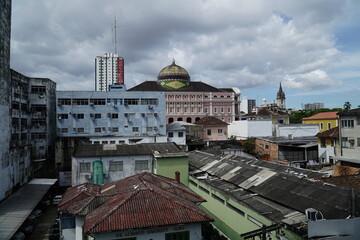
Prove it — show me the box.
[59,172,212,233]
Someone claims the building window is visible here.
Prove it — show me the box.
[204,107,208,113]
[93,141,100,145]
[321,139,326,148]
[211,193,225,204]
[118,140,125,144]
[214,107,217,113]
[90,98,106,105]
[111,127,119,132]
[75,113,84,119]
[58,98,71,105]
[227,203,245,216]
[178,132,184,137]
[327,122,331,130]
[168,132,174,138]
[109,161,123,171]
[320,123,324,130]
[111,113,118,119]
[72,98,89,105]
[146,127,153,132]
[124,98,139,105]
[60,128,68,133]
[102,141,108,144]
[57,114,68,119]
[218,129,223,135]
[79,162,91,173]
[94,114,101,119]
[77,128,84,133]
[341,137,349,148]
[357,138,360,147]
[221,107,224,113]
[31,85,46,94]
[110,140,116,144]
[132,127,139,132]
[341,119,354,128]
[135,160,148,171]
[95,127,101,132]
[228,107,231,113]
[207,129,211,136]
[165,231,190,240]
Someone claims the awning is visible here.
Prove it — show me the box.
[0,178,57,240]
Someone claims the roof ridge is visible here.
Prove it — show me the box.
[86,190,140,233]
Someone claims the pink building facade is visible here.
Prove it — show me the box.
[129,61,241,124]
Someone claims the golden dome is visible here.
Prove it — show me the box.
[157,60,190,82]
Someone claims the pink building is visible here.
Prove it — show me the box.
[195,116,229,141]
[128,61,241,124]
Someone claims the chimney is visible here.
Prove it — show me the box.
[175,171,180,183]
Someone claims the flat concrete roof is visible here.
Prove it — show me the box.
[0,178,57,240]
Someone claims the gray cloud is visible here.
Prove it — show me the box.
[10,0,358,94]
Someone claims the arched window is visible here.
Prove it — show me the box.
[186,117,192,123]
[177,117,183,121]
[195,117,200,122]
[168,118,174,124]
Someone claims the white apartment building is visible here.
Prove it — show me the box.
[95,53,124,91]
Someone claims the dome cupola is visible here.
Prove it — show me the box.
[157,60,190,90]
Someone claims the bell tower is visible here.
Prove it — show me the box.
[276,82,286,109]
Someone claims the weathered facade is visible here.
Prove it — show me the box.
[0,0,12,201]
[71,142,189,186]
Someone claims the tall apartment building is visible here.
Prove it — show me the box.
[0,0,12,201]
[95,53,124,91]
[240,97,256,114]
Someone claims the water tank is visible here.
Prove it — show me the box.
[92,160,104,185]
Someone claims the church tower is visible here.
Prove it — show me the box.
[276,82,286,109]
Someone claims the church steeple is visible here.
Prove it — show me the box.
[276,82,286,109]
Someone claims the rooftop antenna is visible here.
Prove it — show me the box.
[112,13,117,54]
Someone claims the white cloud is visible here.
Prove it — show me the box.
[284,70,340,90]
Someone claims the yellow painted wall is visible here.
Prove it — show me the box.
[302,119,338,132]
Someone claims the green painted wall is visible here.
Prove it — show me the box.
[156,156,189,186]
[189,176,304,240]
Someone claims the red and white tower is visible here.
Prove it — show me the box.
[95,53,124,91]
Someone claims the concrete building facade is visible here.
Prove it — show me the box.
[0,0,12,202]
[56,90,167,144]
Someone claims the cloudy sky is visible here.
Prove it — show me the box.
[10,0,360,109]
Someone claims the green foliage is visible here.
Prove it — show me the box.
[242,139,255,154]
[343,101,351,110]
[289,108,342,124]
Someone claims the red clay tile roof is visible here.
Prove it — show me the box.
[194,116,228,126]
[303,112,339,120]
[316,126,339,138]
[59,172,212,234]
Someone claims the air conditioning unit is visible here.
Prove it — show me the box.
[102,127,106,131]
[90,113,94,118]
[142,113,146,117]
[124,113,128,117]
[128,119,132,122]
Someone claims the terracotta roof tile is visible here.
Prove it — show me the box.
[59,172,212,233]
[194,116,228,126]
[303,112,339,120]
[316,126,339,138]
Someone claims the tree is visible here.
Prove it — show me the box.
[343,101,351,110]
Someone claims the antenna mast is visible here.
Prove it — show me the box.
[113,13,117,54]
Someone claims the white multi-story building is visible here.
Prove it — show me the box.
[95,53,124,91]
